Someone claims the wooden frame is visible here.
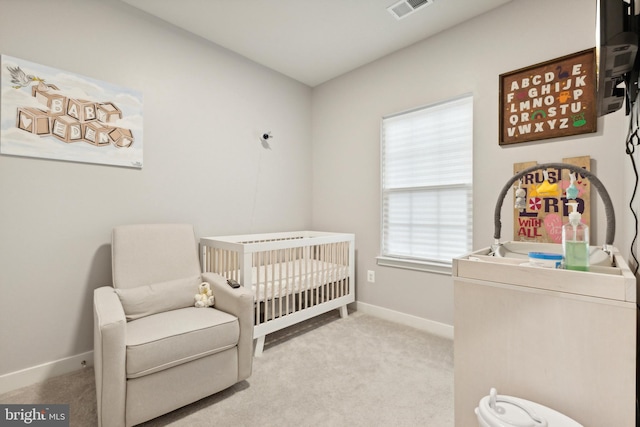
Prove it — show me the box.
[499,48,596,145]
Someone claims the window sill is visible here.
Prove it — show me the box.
[376,256,452,276]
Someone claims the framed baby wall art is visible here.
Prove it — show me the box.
[0,55,143,168]
[499,49,596,145]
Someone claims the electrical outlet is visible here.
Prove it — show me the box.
[367,270,375,283]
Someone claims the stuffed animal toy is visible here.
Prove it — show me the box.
[194,282,214,308]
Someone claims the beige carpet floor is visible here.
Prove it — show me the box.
[0,311,454,426]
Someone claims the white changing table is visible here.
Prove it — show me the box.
[452,242,637,427]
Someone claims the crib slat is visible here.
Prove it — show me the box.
[336,243,341,297]
[317,244,322,305]
[330,243,336,299]
[287,247,290,313]
[338,243,343,296]
[325,244,329,302]
[253,252,258,324]
[328,244,333,300]
[231,250,236,280]
[259,251,263,320]
[340,242,346,297]
[278,249,282,316]
[308,246,312,307]
[300,249,303,298]
[318,244,327,303]
[321,244,326,303]
[264,250,269,322]
[264,250,270,322]
[302,246,308,309]
[294,247,300,311]
[336,243,342,297]
[312,244,318,306]
[225,249,230,278]
[318,244,323,304]
[330,243,336,300]
[307,246,312,307]
[270,250,274,320]
[320,244,324,303]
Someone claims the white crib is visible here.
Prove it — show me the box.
[200,231,355,356]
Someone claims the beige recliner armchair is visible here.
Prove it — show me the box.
[93,224,253,427]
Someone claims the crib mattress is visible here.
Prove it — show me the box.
[249,260,348,302]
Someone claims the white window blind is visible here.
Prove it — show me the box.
[381,94,473,266]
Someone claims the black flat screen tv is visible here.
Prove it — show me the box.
[596,0,639,116]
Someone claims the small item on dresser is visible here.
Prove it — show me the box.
[562,201,589,271]
[227,278,241,289]
[527,251,563,269]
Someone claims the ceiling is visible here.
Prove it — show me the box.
[121,0,512,87]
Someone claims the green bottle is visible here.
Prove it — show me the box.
[562,202,589,271]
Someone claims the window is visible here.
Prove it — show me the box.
[379,94,473,272]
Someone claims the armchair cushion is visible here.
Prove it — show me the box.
[125,307,239,379]
[115,275,202,321]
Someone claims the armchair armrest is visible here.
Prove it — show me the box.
[93,286,126,427]
[202,272,254,380]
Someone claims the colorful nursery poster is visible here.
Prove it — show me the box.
[499,49,596,145]
[0,55,143,168]
[513,156,590,243]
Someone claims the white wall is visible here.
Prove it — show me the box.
[311,0,631,327]
[0,0,312,383]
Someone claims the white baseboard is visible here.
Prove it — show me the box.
[355,302,454,340]
[0,351,94,395]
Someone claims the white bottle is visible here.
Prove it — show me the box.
[562,202,589,271]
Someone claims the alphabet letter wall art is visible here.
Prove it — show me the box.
[0,55,143,168]
[499,49,596,145]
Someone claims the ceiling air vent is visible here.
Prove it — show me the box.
[387,0,433,20]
